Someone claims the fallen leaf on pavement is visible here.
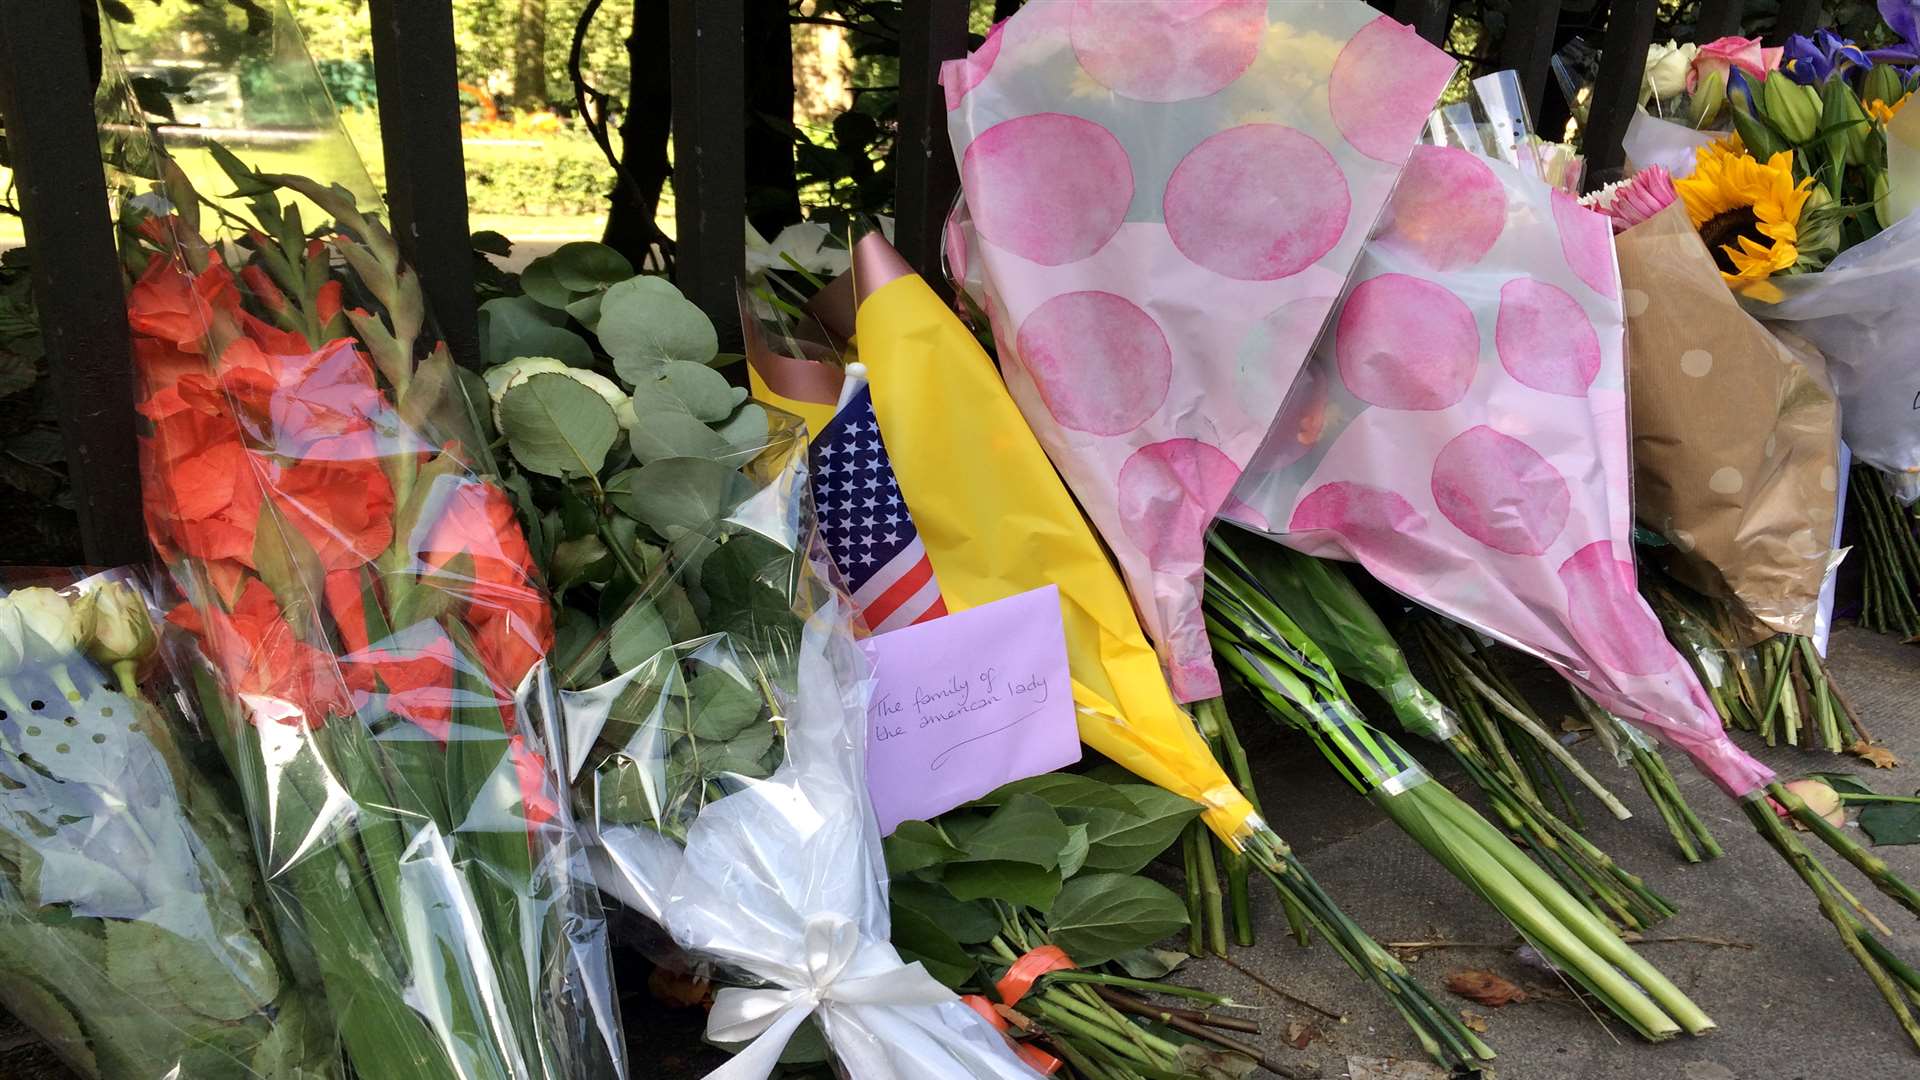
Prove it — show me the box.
[1284,1019,1321,1049]
[1459,1009,1488,1033]
[1443,968,1527,1007]
[1850,742,1902,769]
[1346,1055,1450,1080]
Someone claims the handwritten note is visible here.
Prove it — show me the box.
[861,585,1080,835]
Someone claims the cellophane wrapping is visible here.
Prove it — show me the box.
[942,1,1455,701]
[1736,209,1920,496]
[0,569,340,1079]
[1224,148,1775,798]
[102,7,626,1077]
[560,423,1038,1079]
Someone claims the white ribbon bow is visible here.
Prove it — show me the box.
[703,913,955,1079]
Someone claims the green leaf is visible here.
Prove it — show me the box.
[1046,873,1189,966]
[1809,772,1875,797]
[943,860,1063,911]
[1111,946,1190,980]
[630,408,731,465]
[1859,800,1920,846]
[975,773,1139,813]
[699,533,799,644]
[777,1015,831,1065]
[888,905,979,989]
[498,372,621,478]
[548,241,635,292]
[606,457,741,535]
[957,794,1067,869]
[608,599,672,673]
[714,403,771,455]
[479,295,562,365]
[567,290,606,332]
[505,325,596,368]
[656,360,738,422]
[518,257,576,310]
[890,880,1002,943]
[106,918,277,1022]
[703,719,777,776]
[1079,786,1204,875]
[552,606,608,687]
[600,276,720,378]
[886,820,966,875]
[1058,822,1090,878]
[689,666,764,741]
[0,974,97,1076]
[471,230,513,256]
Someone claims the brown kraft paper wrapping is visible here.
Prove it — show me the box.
[1617,202,1842,640]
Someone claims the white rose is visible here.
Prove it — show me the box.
[1643,40,1698,103]
[9,587,82,664]
[78,581,158,667]
[0,598,26,676]
[484,357,631,429]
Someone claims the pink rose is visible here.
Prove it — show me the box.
[1688,35,1784,93]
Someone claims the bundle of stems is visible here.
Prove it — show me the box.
[1182,735,1495,1070]
[1413,612,1723,865]
[1204,532,1714,1044]
[1646,579,1871,754]
[1852,463,1920,639]
[981,906,1298,1080]
[1231,538,1674,932]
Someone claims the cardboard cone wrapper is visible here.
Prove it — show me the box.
[1225,149,1774,799]
[1617,202,1842,640]
[942,0,1455,701]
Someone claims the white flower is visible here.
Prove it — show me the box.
[1644,40,1698,103]
[483,357,631,429]
[0,598,26,677]
[9,588,82,665]
[78,581,157,667]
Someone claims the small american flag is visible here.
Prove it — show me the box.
[810,383,948,632]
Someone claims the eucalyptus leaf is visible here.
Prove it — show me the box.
[600,276,720,378]
[503,325,596,369]
[688,667,764,741]
[479,295,563,366]
[630,409,731,465]
[498,373,622,478]
[606,457,741,536]
[1046,873,1189,966]
[714,403,771,455]
[517,257,575,310]
[548,241,635,292]
[566,291,606,332]
[608,600,672,674]
[657,360,737,422]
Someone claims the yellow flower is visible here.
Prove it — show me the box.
[1867,92,1912,125]
[1674,139,1814,283]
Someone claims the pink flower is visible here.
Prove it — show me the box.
[1689,35,1783,93]
[1583,167,1678,233]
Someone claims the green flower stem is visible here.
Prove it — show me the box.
[1775,781,1920,917]
[1192,818,1227,957]
[1743,794,1920,1052]
[1181,824,1205,957]
[1838,793,1920,804]
[1444,660,1632,820]
[1034,971,1233,1006]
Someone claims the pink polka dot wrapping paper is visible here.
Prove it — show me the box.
[942,1,1456,703]
[1223,148,1776,799]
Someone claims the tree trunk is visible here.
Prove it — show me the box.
[512,0,549,111]
[601,0,671,268]
[743,0,799,237]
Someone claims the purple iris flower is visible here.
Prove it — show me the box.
[1782,29,1871,84]
[1869,0,1920,64]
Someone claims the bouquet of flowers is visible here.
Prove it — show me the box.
[942,0,1457,704]
[1225,138,1920,1048]
[0,571,340,1079]
[100,10,628,1067]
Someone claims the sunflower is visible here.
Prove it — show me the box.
[1674,139,1814,283]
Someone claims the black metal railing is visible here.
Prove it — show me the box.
[0,0,1818,564]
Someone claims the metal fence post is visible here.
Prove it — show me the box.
[1694,0,1746,40]
[368,0,480,369]
[668,0,746,351]
[895,0,970,295]
[1393,0,1451,43]
[1501,0,1563,127]
[0,0,147,564]
[1581,0,1659,191]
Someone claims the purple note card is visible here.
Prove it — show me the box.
[860,585,1080,835]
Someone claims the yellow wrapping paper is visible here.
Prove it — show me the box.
[858,269,1255,843]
